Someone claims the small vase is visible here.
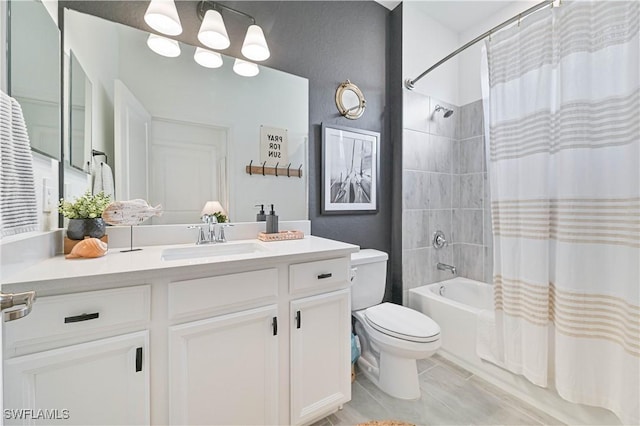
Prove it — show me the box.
[67,218,106,240]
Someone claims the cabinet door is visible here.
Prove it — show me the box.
[169,305,278,425]
[4,331,149,425]
[290,289,351,425]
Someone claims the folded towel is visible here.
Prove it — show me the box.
[0,91,39,238]
[93,160,114,199]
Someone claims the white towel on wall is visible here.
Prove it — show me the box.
[0,91,39,238]
[92,161,114,198]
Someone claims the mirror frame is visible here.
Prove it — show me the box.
[335,80,366,120]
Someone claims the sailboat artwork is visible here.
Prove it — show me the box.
[322,125,379,213]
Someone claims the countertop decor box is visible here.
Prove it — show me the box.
[258,230,304,242]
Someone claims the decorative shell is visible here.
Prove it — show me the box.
[65,238,108,259]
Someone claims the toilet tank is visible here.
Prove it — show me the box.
[350,249,389,311]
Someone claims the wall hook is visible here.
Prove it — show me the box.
[249,160,253,175]
[298,164,302,178]
[262,161,267,176]
[275,162,279,177]
[286,163,291,177]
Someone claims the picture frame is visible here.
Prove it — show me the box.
[322,124,379,214]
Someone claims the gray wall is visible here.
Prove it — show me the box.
[59,1,398,300]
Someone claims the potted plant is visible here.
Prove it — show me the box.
[59,191,112,240]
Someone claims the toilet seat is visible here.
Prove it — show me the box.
[364,303,440,343]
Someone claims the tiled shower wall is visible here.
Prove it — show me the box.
[401,92,493,303]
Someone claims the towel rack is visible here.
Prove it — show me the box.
[245,160,303,178]
[92,149,108,165]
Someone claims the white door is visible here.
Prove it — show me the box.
[169,305,278,425]
[149,118,227,224]
[290,289,351,425]
[4,331,149,425]
[114,80,151,201]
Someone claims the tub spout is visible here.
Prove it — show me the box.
[437,263,456,274]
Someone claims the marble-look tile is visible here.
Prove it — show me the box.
[467,376,563,425]
[309,416,332,426]
[403,129,429,171]
[483,208,493,248]
[427,135,454,173]
[429,210,452,246]
[483,172,491,207]
[432,354,473,379]
[402,248,429,289]
[404,91,430,133]
[454,244,484,282]
[459,99,484,140]
[402,210,430,249]
[402,171,429,209]
[417,357,438,374]
[429,97,458,139]
[451,175,461,209]
[428,173,451,209]
[451,140,461,174]
[453,209,483,245]
[459,136,485,173]
[460,173,484,209]
[356,373,469,425]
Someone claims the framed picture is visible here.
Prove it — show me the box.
[322,124,379,214]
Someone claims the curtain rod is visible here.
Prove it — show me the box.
[405,0,555,90]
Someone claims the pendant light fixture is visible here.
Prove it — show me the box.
[147,33,181,57]
[197,1,270,61]
[241,25,270,61]
[233,58,259,77]
[194,47,223,69]
[144,0,182,36]
[197,9,230,50]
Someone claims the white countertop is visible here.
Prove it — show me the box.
[2,236,359,294]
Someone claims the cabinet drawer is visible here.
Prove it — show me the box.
[5,285,150,353]
[168,268,278,320]
[289,257,349,294]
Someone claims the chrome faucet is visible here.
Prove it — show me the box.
[437,262,457,275]
[188,215,233,244]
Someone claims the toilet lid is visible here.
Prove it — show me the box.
[364,303,440,343]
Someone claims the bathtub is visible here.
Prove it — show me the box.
[409,277,492,367]
[409,277,621,426]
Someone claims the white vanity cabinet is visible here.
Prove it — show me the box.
[167,269,280,425]
[290,289,351,425]
[2,236,358,426]
[3,286,151,426]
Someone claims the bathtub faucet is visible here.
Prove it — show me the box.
[437,263,457,275]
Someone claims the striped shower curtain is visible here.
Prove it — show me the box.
[482,1,639,423]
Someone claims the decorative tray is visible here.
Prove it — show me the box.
[258,230,304,242]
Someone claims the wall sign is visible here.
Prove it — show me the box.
[260,126,288,166]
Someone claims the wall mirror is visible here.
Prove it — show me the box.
[9,0,61,161]
[69,52,92,172]
[62,8,309,224]
[335,80,366,120]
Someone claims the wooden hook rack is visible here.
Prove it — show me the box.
[245,161,303,178]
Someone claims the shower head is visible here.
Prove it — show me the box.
[434,104,454,118]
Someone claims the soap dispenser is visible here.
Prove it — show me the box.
[255,204,266,222]
[266,204,279,234]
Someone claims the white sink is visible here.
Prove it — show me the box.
[161,242,269,261]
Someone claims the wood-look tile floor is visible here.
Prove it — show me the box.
[314,354,563,426]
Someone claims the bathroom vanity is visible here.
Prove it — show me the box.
[1,236,358,425]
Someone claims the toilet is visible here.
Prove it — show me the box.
[351,249,441,400]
